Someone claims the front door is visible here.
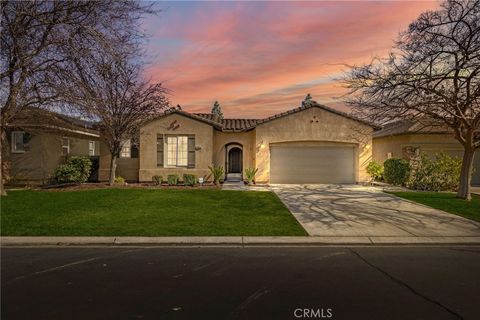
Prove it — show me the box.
[228,148,242,173]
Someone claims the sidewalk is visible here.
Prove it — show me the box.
[2,236,480,246]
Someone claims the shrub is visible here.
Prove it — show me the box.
[68,156,92,182]
[410,152,462,191]
[244,168,258,185]
[208,165,224,185]
[383,158,411,186]
[366,161,383,181]
[114,176,125,185]
[54,164,81,183]
[152,175,162,185]
[53,156,92,183]
[167,174,179,186]
[183,174,197,187]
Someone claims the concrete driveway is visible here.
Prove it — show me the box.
[271,184,480,237]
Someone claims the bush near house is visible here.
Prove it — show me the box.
[208,165,224,186]
[410,152,462,191]
[114,176,125,185]
[54,156,92,183]
[244,168,259,185]
[366,161,383,182]
[152,175,162,185]
[183,174,197,186]
[168,174,179,186]
[383,158,411,186]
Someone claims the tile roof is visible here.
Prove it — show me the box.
[153,102,378,132]
[373,119,453,138]
[7,107,100,137]
[193,113,260,131]
[255,103,378,128]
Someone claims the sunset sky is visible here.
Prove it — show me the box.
[144,1,439,118]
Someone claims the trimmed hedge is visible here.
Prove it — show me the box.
[54,156,92,183]
[383,158,411,186]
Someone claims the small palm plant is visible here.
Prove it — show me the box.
[244,167,258,186]
[208,165,224,186]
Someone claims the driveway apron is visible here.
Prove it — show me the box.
[271,184,480,237]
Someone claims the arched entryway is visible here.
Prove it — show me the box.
[225,143,243,181]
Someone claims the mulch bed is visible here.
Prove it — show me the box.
[35,182,220,192]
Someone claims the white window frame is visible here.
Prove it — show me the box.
[11,131,25,153]
[62,137,70,156]
[120,139,131,158]
[88,141,95,156]
[166,135,188,167]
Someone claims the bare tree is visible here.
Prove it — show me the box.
[343,0,480,200]
[63,53,169,185]
[0,0,155,195]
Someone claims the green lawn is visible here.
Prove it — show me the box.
[0,189,307,236]
[390,191,480,223]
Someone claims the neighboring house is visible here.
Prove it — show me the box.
[4,108,100,184]
[99,103,375,184]
[372,120,480,186]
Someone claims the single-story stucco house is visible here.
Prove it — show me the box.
[98,103,375,184]
[4,108,100,184]
[373,120,480,186]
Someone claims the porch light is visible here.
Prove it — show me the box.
[365,144,371,149]
[260,143,265,149]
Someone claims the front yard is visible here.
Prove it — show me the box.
[390,191,480,223]
[1,189,307,236]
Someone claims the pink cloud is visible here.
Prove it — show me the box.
[145,1,439,118]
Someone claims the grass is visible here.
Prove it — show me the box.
[390,191,480,223]
[0,188,307,236]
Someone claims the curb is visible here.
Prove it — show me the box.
[2,236,480,246]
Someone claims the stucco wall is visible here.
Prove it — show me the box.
[254,107,373,183]
[373,133,480,185]
[213,130,255,174]
[98,141,139,182]
[8,130,99,184]
[138,113,214,182]
[372,134,463,163]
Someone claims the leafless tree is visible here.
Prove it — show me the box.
[0,0,156,195]
[62,53,169,185]
[343,0,480,200]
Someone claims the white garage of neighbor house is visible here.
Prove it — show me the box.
[99,102,375,184]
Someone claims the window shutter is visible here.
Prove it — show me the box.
[157,135,164,167]
[187,136,195,168]
[131,144,139,158]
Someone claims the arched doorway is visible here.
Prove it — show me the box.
[228,147,242,174]
[225,143,243,181]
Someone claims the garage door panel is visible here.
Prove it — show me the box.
[270,145,355,184]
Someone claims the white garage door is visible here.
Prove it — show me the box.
[270,145,355,184]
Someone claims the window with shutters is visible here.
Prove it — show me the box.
[157,135,164,167]
[164,135,195,168]
[11,131,25,153]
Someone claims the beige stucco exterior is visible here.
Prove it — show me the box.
[98,140,140,182]
[138,113,214,182]
[373,133,480,185]
[213,130,255,176]
[7,129,99,184]
[254,107,373,183]
[105,107,374,184]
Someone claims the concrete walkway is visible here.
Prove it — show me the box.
[2,235,480,246]
[271,184,480,238]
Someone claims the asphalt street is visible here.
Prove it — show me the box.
[2,246,480,320]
